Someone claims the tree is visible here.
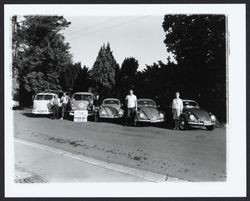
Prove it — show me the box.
[120,57,139,79]
[61,62,82,92]
[73,65,92,93]
[119,57,139,97]
[12,16,22,104]
[13,15,72,105]
[91,43,119,96]
[162,15,226,121]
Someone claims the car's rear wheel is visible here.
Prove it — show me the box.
[206,125,215,131]
[179,117,188,130]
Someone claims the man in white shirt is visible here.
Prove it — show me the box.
[60,92,69,120]
[50,94,61,119]
[172,92,183,130]
[125,89,137,126]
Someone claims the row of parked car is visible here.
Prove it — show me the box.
[32,91,217,130]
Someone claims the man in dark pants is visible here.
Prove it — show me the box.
[93,94,101,122]
[125,89,137,126]
[50,94,60,119]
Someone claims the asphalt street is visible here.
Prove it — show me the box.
[14,109,227,182]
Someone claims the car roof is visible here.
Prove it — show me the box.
[103,98,120,102]
[138,98,155,102]
[36,93,56,96]
[73,92,93,95]
[182,99,198,103]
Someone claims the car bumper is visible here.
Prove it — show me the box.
[32,109,52,114]
[187,121,216,126]
[99,114,123,119]
[69,110,94,116]
[138,119,165,123]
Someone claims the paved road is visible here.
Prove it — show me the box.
[15,139,147,182]
[14,109,226,181]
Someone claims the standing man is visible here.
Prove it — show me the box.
[93,94,101,122]
[60,92,69,120]
[125,89,137,126]
[50,94,60,119]
[172,92,183,130]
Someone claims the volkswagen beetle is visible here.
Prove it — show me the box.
[179,100,216,130]
[99,98,124,119]
[136,99,165,124]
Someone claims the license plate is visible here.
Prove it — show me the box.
[204,121,212,126]
[37,110,46,112]
[151,118,158,122]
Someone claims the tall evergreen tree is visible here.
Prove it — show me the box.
[91,43,119,96]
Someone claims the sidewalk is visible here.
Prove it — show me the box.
[15,139,148,182]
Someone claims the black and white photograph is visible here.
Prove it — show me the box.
[4,4,246,197]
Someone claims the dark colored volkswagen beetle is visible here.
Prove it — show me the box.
[179,100,216,130]
[136,98,165,124]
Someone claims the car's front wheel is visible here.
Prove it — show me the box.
[206,125,215,131]
[179,117,189,130]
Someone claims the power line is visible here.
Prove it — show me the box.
[67,16,149,40]
[66,16,124,35]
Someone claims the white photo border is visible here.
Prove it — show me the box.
[4,4,246,197]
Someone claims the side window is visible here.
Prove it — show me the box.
[34,95,44,100]
[44,95,53,100]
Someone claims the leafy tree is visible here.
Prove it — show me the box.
[119,57,139,98]
[120,57,139,79]
[61,62,82,92]
[91,43,119,96]
[12,16,22,103]
[13,15,72,105]
[162,15,226,121]
[73,65,92,93]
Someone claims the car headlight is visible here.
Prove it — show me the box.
[210,115,216,121]
[119,110,124,115]
[101,110,106,115]
[189,114,196,121]
[139,112,147,119]
[159,112,164,119]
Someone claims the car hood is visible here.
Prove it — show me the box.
[71,100,90,110]
[102,105,120,115]
[138,107,161,119]
[186,108,211,121]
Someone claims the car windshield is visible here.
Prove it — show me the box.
[183,101,199,108]
[34,94,54,100]
[137,100,156,107]
[103,99,120,105]
[44,95,53,100]
[35,95,44,100]
[73,94,92,101]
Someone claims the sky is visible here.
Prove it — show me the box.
[62,16,174,71]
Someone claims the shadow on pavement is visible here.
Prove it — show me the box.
[22,112,51,118]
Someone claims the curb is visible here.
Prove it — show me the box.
[15,138,185,182]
